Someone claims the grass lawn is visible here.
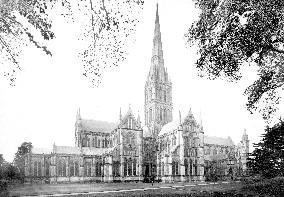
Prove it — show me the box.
[2,178,284,197]
[4,182,198,196]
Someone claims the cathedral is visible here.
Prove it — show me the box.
[23,4,249,183]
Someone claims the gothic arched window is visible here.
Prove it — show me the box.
[102,139,105,148]
[87,138,90,147]
[160,108,163,122]
[130,118,133,129]
[185,159,188,176]
[189,159,193,175]
[133,159,137,176]
[57,159,66,177]
[195,160,198,176]
[145,91,148,102]
[84,162,92,177]
[164,90,166,102]
[95,159,102,176]
[149,109,152,122]
[75,161,79,176]
[70,161,79,177]
[124,158,128,176]
[191,149,195,157]
[33,161,41,177]
[164,108,166,122]
[172,135,177,146]
[157,70,159,81]
[45,158,50,176]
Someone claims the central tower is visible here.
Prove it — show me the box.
[144,4,173,137]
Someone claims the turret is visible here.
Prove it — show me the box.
[119,107,122,122]
[75,108,82,147]
[241,129,249,154]
[199,111,204,133]
[242,129,249,143]
[76,108,81,121]
[137,111,141,129]
[186,108,204,181]
[240,129,249,172]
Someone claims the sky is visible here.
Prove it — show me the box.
[0,0,272,162]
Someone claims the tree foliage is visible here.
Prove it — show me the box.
[13,142,33,180]
[143,137,158,163]
[0,0,57,85]
[77,0,144,86]
[247,120,284,178]
[186,0,284,121]
[0,0,144,86]
[0,154,21,184]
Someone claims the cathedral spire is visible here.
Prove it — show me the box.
[76,108,81,120]
[155,3,160,36]
[137,111,141,123]
[152,3,163,60]
[144,4,173,137]
[188,107,192,116]
[199,110,203,131]
[199,110,202,125]
[242,129,248,141]
[119,107,122,121]
[137,111,141,128]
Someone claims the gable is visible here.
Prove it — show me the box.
[120,110,140,129]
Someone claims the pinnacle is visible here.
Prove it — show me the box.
[76,108,81,120]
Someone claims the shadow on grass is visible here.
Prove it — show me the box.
[241,177,284,197]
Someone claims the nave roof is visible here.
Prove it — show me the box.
[80,119,118,133]
[32,145,114,156]
[204,136,234,147]
[158,120,180,137]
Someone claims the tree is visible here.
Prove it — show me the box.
[0,154,3,166]
[0,154,20,182]
[0,154,5,180]
[77,0,144,86]
[0,0,144,86]
[0,0,57,85]
[247,120,284,178]
[143,137,158,177]
[185,0,284,121]
[13,142,33,181]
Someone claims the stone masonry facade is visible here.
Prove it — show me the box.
[23,4,249,184]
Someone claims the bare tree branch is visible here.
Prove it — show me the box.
[0,35,18,65]
[24,28,52,56]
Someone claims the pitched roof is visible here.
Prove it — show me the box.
[80,119,117,133]
[54,146,81,154]
[158,121,179,137]
[32,147,52,154]
[204,136,234,146]
[205,153,228,161]
[143,126,152,137]
[81,147,109,155]
[159,109,201,137]
[32,146,112,156]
